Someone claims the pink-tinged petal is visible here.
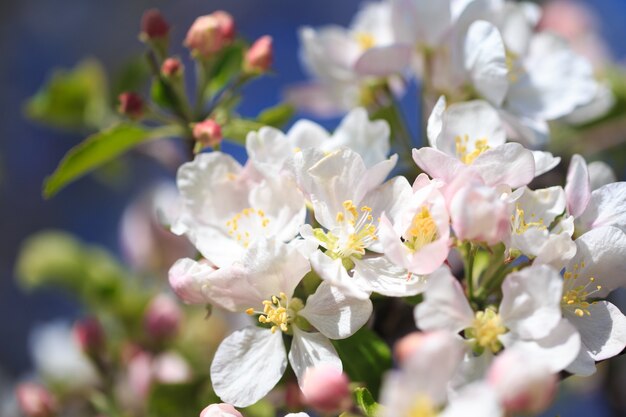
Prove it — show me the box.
[354,44,412,76]
[440,383,502,417]
[289,328,341,389]
[308,250,370,300]
[168,258,216,305]
[566,301,626,363]
[414,267,475,333]
[464,21,508,106]
[565,226,626,297]
[472,142,535,188]
[284,82,346,118]
[300,281,372,339]
[499,110,549,148]
[502,319,581,373]
[412,147,467,183]
[211,327,286,407]
[352,256,427,297]
[578,182,626,233]
[499,265,563,340]
[565,154,591,218]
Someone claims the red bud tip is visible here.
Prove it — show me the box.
[144,294,182,341]
[193,119,223,148]
[73,317,105,355]
[141,9,170,40]
[245,35,273,73]
[162,58,184,78]
[184,11,235,58]
[118,92,144,119]
[16,383,57,417]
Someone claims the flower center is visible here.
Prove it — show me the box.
[314,200,379,262]
[511,205,546,235]
[355,32,375,50]
[405,395,437,417]
[562,262,602,318]
[454,135,490,164]
[246,292,304,334]
[225,208,270,248]
[404,206,438,252]
[466,307,506,353]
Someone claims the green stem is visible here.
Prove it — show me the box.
[465,242,477,302]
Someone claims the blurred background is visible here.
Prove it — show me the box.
[1,0,626,415]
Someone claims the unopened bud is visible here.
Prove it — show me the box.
[144,294,182,342]
[302,365,351,413]
[118,92,144,119]
[162,58,184,78]
[184,11,235,58]
[245,36,273,73]
[140,9,170,40]
[16,383,57,417]
[193,119,222,148]
[73,317,105,355]
[200,403,243,417]
[487,349,557,415]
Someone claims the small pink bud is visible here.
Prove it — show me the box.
[184,11,235,58]
[487,349,558,414]
[301,365,351,413]
[118,92,144,119]
[193,119,222,148]
[200,403,243,417]
[73,317,105,355]
[15,383,57,417]
[245,36,273,73]
[162,58,184,78]
[144,294,182,342]
[141,9,170,40]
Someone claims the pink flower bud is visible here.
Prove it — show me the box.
[73,317,105,355]
[144,294,182,341]
[245,36,273,73]
[449,183,511,245]
[487,349,557,414]
[301,365,351,413]
[15,383,57,417]
[193,119,222,148]
[152,352,192,384]
[141,9,170,40]
[162,58,183,78]
[200,403,243,417]
[184,12,235,57]
[118,92,144,119]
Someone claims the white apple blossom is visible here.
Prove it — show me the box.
[208,239,372,407]
[296,148,429,299]
[415,265,581,373]
[172,152,306,268]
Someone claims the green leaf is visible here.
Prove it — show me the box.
[43,123,182,198]
[25,59,111,130]
[257,104,295,128]
[354,387,379,417]
[332,327,392,398]
[148,381,204,417]
[111,57,151,98]
[151,78,178,110]
[222,118,265,144]
[206,43,245,97]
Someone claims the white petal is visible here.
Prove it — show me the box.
[427,95,447,147]
[288,327,342,389]
[472,143,535,188]
[440,383,502,417]
[565,344,597,377]
[287,119,330,150]
[567,301,626,362]
[565,226,626,296]
[245,127,291,174]
[588,161,616,191]
[412,147,467,184]
[502,319,581,373]
[565,154,591,218]
[578,182,626,233]
[414,267,474,333]
[308,250,371,300]
[464,21,508,106]
[354,45,412,76]
[211,327,287,407]
[499,265,563,339]
[168,258,216,305]
[352,256,427,297]
[300,281,373,340]
[532,151,560,177]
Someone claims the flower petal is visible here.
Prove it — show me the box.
[565,154,591,218]
[354,45,412,77]
[211,327,287,407]
[308,250,371,300]
[353,256,427,297]
[300,281,373,339]
[472,142,535,188]
[578,182,626,233]
[288,327,342,389]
